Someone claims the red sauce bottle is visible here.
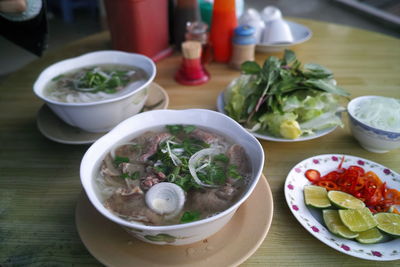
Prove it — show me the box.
[104,0,171,62]
[209,0,237,62]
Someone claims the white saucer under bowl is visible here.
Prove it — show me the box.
[256,20,312,52]
[75,176,273,266]
[36,83,169,145]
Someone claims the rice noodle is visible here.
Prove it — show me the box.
[354,97,400,132]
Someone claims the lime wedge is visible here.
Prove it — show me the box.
[304,185,331,208]
[339,207,377,232]
[356,228,384,244]
[374,212,400,237]
[323,209,359,239]
[327,190,365,209]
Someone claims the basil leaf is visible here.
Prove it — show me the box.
[303,63,332,75]
[241,61,261,74]
[304,79,350,97]
[283,49,296,65]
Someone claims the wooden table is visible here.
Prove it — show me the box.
[0,18,399,266]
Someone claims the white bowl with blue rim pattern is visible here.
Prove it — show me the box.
[347,95,400,153]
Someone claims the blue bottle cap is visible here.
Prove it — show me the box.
[233,25,256,45]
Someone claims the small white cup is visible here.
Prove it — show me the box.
[261,6,282,22]
[260,6,293,44]
[262,18,294,44]
[239,9,265,43]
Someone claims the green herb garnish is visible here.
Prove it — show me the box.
[214,154,229,163]
[227,164,242,179]
[114,156,129,166]
[166,125,196,135]
[120,171,140,180]
[180,211,201,223]
[73,67,130,94]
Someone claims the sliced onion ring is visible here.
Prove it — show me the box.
[188,147,223,188]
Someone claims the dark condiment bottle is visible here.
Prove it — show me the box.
[185,21,212,64]
[173,0,200,50]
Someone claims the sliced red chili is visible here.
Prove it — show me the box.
[348,165,365,176]
[337,156,345,171]
[305,160,400,214]
[364,171,383,186]
[322,171,341,181]
[385,189,400,204]
[305,169,321,183]
[316,180,339,191]
[354,176,366,191]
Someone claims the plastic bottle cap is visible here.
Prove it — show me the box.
[235,25,255,36]
[233,25,256,45]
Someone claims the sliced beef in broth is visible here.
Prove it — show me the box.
[187,183,238,214]
[140,173,167,191]
[104,186,163,225]
[226,144,250,176]
[121,162,145,176]
[189,128,221,144]
[101,154,122,177]
[139,132,172,161]
[114,144,141,162]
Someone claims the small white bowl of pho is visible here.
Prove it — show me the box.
[33,50,156,133]
[80,109,264,245]
[347,95,400,153]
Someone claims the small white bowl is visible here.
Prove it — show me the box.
[80,109,264,245]
[33,51,156,133]
[347,95,400,153]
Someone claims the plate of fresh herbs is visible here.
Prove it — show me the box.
[218,50,350,142]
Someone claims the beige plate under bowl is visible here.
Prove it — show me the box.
[75,175,273,267]
[36,82,169,145]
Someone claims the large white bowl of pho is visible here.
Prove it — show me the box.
[80,109,264,245]
[33,50,156,133]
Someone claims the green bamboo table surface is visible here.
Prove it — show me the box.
[0,18,399,266]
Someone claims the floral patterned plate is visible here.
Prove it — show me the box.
[284,154,400,261]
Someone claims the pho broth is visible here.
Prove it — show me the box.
[44,64,148,103]
[95,125,252,226]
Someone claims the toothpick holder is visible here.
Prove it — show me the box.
[175,57,210,85]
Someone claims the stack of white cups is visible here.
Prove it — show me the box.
[238,6,294,44]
